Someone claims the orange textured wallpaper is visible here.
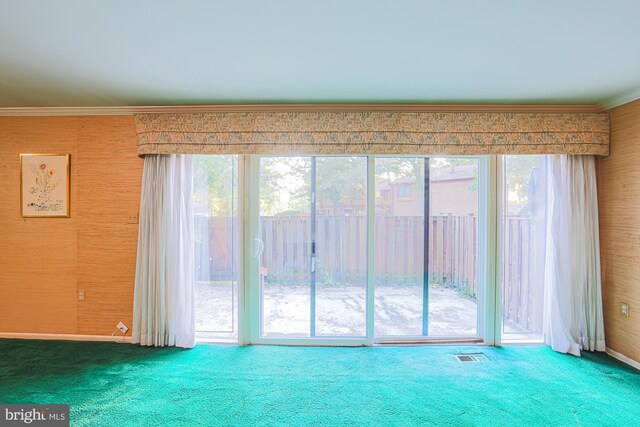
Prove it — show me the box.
[597,99,640,364]
[0,116,142,336]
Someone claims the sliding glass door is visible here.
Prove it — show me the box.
[190,154,556,345]
[258,156,368,338]
[193,154,486,344]
[374,157,480,339]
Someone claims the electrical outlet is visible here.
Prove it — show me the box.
[116,322,129,334]
[127,214,139,224]
[621,303,630,317]
[78,290,85,302]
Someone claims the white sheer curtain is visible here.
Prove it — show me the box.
[543,155,605,355]
[132,154,196,348]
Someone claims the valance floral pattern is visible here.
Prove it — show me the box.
[135,111,609,156]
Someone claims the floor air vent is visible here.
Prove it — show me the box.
[454,353,489,363]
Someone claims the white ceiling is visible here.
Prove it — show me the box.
[1,1,640,108]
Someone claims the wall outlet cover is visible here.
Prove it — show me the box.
[116,322,129,334]
[621,303,630,317]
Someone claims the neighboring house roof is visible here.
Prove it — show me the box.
[429,164,477,182]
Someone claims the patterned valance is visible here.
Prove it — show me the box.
[135,111,610,156]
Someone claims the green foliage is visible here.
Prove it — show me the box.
[259,157,368,215]
[195,156,487,217]
[260,157,310,215]
[193,155,237,216]
[504,155,543,216]
[193,155,538,219]
[315,157,367,206]
[376,158,423,199]
[430,281,477,301]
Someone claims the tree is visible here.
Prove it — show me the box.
[260,157,311,216]
[315,157,367,207]
[504,155,543,216]
[259,157,370,216]
[194,155,493,217]
[193,155,236,216]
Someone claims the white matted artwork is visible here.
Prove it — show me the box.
[20,154,70,218]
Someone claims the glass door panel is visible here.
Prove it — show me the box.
[193,155,238,341]
[315,157,367,337]
[428,158,479,337]
[259,157,311,337]
[374,157,425,336]
[258,156,368,339]
[501,155,546,342]
[374,157,480,338]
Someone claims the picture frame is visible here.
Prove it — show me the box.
[20,154,70,218]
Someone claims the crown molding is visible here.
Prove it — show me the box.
[599,86,640,111]
[0,103,604,117]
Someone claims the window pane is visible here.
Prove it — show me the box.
[374,158,425,336]
[193,155,238,342]
[259,157,311,337]
[374,157,479,338]
[501,155,546,341]
[428,158,478,337]
[315,157,367,336]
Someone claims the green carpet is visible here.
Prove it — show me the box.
[0,339,639,426]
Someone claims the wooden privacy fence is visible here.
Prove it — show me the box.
[502,217,544,333]
[198,214,481,291]
[373,215,478,294]
[196,214,542,332]
[195,215,237,281]
[258,215,479,294]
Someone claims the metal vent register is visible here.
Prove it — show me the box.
[454,353,490,363]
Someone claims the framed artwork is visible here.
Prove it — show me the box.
[20,154,70,218]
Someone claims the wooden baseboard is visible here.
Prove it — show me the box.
[606,347,640,370]
[0,332,131,343]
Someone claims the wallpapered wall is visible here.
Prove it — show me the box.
[596,99,640,364]
[0,116,142,335]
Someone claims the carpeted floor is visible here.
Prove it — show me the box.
[0,339,639,426]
